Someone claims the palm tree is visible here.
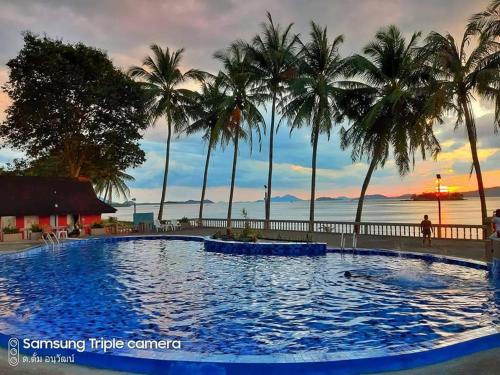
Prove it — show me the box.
[128,45,205,220]
[246,12,299,227]
[341,26,441,226]
[468,0,500,39]
[94,168,135,204]
[281,22,346,232]
[423,27,499,223]
[185,77,232,224]
[214,44,266,228]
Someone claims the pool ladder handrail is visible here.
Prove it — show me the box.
[42,232,60,247]
[340,232,357,250]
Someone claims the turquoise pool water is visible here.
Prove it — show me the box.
[0,238,498,357]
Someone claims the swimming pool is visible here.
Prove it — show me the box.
[0,236,498,374]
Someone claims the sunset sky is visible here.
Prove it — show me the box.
[0,0,498,202]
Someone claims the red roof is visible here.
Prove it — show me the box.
[0,176,116,216]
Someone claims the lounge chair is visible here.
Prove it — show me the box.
[154,219,166,232]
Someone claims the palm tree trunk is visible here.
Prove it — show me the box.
[158,119,172,221]
[354,157,377,233]
[108,185,113,205]
[227,128,240,229]
[265,92,277,229]
[309,125,320,232]
[198,130,214,225]
[462,97,488,225]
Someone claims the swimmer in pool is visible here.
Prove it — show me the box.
[344,271,372,280]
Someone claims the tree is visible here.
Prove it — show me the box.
[423,26,499,223]
[246,12,299,227]
[1,32,148,179]
[129,45,206,220]
[93,167,135,204]
[341,26,441,226]
[214,44,266,228]
[468,0,500,40]
[185,77,232,223]
[282,22,346,232]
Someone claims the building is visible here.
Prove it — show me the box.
[0,176,116,237]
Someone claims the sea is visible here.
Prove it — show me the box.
[111,197,500,225]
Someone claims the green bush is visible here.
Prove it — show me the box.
[91,221,104,229]
[179,217,190,224]
[30,224,42,233]
[3,226,20,234]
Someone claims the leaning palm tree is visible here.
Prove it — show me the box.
[423,27,499,223]
[185,77,232,224]
[468,0,500,39]
[128,45,205,220]
[94,168,135,204]
[341,26,441,226]
[246,12,299,226]
[214,44,266,228]
[281,22,346,232]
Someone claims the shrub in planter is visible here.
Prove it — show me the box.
[2,226,22,242]
[30,224,43,240]
[90,221,106,236]
[178,217,191,230]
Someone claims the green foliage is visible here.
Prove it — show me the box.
[1,32,149,179]
[106,217,118,224]
[3,226,20,234]
[91,221,104,229]
[179,217,190,224]
[30,224,42,233]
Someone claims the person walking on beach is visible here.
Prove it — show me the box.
[491,209,500,238]
[421,215,433,247]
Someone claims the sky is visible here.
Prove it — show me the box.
[0,0,498,203]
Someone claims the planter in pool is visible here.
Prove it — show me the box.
[204,236,327,255]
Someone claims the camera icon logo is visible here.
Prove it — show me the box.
[8,338,19,366]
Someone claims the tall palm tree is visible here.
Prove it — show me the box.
[246,12,299,227]
[282,22,346,232]
[423,27,499,223]
[214,44,266,228]
[128,45,205,220]
[341,26,441,226]
[185,77,232,224]
[468,0,500,39]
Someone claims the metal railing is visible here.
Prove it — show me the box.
[190,218,487,240]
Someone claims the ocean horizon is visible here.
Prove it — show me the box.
[112,197,500,225]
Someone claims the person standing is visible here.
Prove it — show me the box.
[421,215,433,247]
[491,209,500,238]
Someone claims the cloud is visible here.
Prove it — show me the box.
[0,0,497,202]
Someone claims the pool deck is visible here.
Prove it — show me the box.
[1,227,489,261]
[0,230,497,375]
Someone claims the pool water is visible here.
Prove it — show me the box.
[0,239,498,356]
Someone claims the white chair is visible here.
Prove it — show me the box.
[164,220,175,231]
[153,219,166,232]
[171,219,181,231]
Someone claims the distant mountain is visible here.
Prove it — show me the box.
[270,194,303,202]
[462,186,500,197]
[352,194,388,200]
[112,199,213,207]
[316,196,349,201]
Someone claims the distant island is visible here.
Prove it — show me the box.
[408,192,465,201]
[112,199,214,207]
